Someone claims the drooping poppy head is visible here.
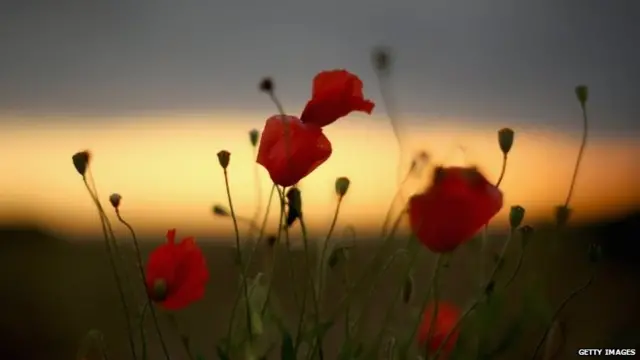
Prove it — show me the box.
[418,301,461,355]
[145,229,209,310]
[256,115,332,187]
[408,166,503,253]
[299,69,375,127]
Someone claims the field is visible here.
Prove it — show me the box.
[1,212,638,360]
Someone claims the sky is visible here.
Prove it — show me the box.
[1,0,639,241]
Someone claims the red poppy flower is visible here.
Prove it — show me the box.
[256,114,332,187]
[409,166,503,253]
[145,229,209,310]
[418,301,461,355]
[300,69,375,127]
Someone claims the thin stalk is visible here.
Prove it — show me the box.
[381,174,411,237]
[226,184,277,344]
[299,216,324,360]
[223,168,254,341]
[326,208,407,323]
[367,240,423,358]
[503,247,525,290]
[530,275,595,360]
[82,178,137,360]
[564,104,589,207]
[400,255,444,357]
[167,313,195,360]
[251,146,263,240]
[432,229,516,360]
[116,210,170,360]
[139,301,149,360]
[495,155,507,188]
[260,185,286,317]
[317,197,344,305]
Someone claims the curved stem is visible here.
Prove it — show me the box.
[82,178,137,360]
[223,168,253,341]
[139,301,149,360]
[251,146,262,239]
[260,185,286,317]
[116,211,171,360]
[495,154,507,188]
[368,240,423,358]
[318,197,343,305]
[564,105,589,207]
[530,275,595,360]
[374,70,404,186]
[381,174,411,237]
[503,247,525,290]
[432,229,515,360]
[326,207,407,323]
[299,216,324,359]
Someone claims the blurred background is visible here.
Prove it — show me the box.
[1,0,638,359]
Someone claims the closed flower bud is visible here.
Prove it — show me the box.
[72,150,91,176]
[285,187,303,228]
[212,204,230,217]
[335,177,351,198]
[217,150,231,170]
[588,242,602,263]
[109,193,122,209]
[498,128,515,155]
[401,275,414,304]
[575,85,588,107]
[509,205,526,229]
[554,205,571,227]
[259,77,274,93]
[248,129,260,147]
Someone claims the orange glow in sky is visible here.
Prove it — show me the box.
[1,113,638,242]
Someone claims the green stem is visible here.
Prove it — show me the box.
[139,301,149,360]
[503,246,525,290]
[260,185,286,317]
[82,178,137,360]
[317,197,343,307]
[400,255,444,357]
[226,184,276,345]
[530,275,595,360]
[326,208,407,324]
[223,168,253,342]
[564,104,589,207]
[368,240,423,358]
[251,146,263,240]
[167,313,195,360]
[432,229,515,360]
[116,211,171,360]
[299,216,324,360]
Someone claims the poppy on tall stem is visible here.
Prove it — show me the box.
[145,229,209,310]
[409,166,503,253]
[256,69,375,187]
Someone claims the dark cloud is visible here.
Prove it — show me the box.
[0,0,638,134]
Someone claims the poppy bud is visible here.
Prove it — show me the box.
[402,275,414,304]
[72,150,91,176]
[497,128,515,155]
[371,46,393,74]
[554,205,571,226]
[212,204,230,217]
[588,242,602,263]
[150,278,168,302]
[509,205,526,229]
[519,225,534,247]
[335,177,351,198]
[109,193,122,209]
[575,85,588,107]
[259,77,274,93]
[217,150,231,170]
[248,129,260,147]
[285,188,303,228]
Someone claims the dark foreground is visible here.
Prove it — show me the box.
[1,212,639,360]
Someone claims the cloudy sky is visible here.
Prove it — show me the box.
[1,0,638,134]
[1,0,639,240]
